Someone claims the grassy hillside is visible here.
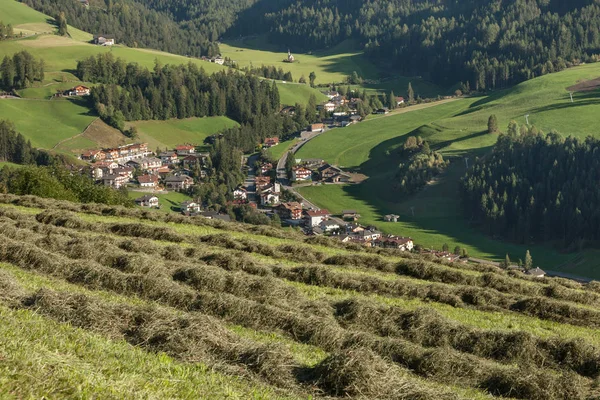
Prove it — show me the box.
[128,116,239,150]
[0,194,600,398]
[222,37,445,97]
[0,98,95,149]
[296,63,600,278]
[277,81,328,106]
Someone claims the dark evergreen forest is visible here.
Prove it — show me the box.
[461,125,600,248]
[22,0,600,89]
[0,51,45,90]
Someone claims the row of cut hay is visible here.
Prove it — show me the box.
[3,223,335,320]
[335,298,600,378]
[2,193,598,293]
[28,212,600,329]
[13,285,469,400]
[0,232,590,399]
[34,208,600,309]
[0,194,300,240]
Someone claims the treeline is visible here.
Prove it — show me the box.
[0,120,54,166]
[238,65,292,82]
[394,136,447,194]
[0,51,44,90]
[0,165,132,206]
[239,0,600,89]
[79,54,282,128]
[0,21,15,40]
[21,0,220,57]
[461,124,600,247]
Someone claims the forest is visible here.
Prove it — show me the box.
[23,0,600,89]
[461,124,600,248]
[21,0,220,57]
[0,21,15,40]
[0,51,45,90]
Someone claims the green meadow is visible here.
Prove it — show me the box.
[0,98,95,149]
[276,81,328,105]
[297,63,600,278]
[222,37,445,97]
[128,116,239,150]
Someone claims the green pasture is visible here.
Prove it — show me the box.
[0,98,95,148]
[276,81,327,106]
[296,63,600,279]
[128,116,239,150]
[266,137,298,161]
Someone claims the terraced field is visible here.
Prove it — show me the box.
[1,193,600,398]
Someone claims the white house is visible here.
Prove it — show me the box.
[233,187,248,201]
[94,35,115,46]
[320,220,341,232]
[135,195,159,208]
[260,192,280,206]
[292,166,312,181]
[138,174,159,188]
[180,200,201,214]
[304,209,331,227]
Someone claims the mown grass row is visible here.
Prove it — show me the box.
[28,208,600,328]
[0,216,598,398]
[0,194,591,293]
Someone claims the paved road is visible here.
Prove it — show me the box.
[243,153,260,203]
[276,129,329,209]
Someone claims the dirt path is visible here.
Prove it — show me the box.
[52,117,99,150]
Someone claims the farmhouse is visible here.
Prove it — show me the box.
[159,152,179,165]
[304,209,331,227]
[212,56,225,65]
[526,267,546,278]
[180,200,201,214]
[263,137,279,148]
[396,96,405,106]
[175,145,195,155]
[81,150,103,161]
[329,172,352,183]
[65,85,90,96]
[317,164,342,180]
[260,191,280,206]
[94,35,115,46]
[374,236,413,251]
[102,174,129,189]
[276,202,303,220]
[319,220,341,232]
[255,176,271,190]
[137,174,159,188]
[135,195,159,208]
[342,210,360,221]
[233,187,248,201]
[384,214,400,222]
[260,163,273,175]
[308,123,324,132]
[291,166,312,181]
[325,91,339,99]
[113,167,134,179]
[322,102,336,113]
[127,157,162,171]
[165,175,194,191]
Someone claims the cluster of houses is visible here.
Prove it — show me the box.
[81,143,206,191]
[290,159,352,184]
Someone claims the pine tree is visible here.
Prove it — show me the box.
[442,243,449,252]
[389,90,396,109]
[453,246,461,255]
[488,114,499,134]
[309,71,316,87]
[407,82,414,103]
[524,250,533,270]
[57,12,68,36]
[502,254,511,268]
